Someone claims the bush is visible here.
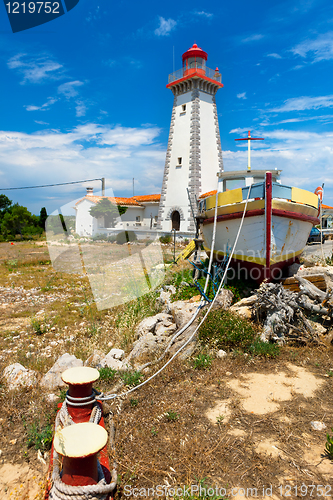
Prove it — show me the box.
[116,231,137,244]
[98,366,117,381]
[120,370,143,387]
[25,418,53,451]
[159,234,172,244]
[199,310,279,357]
[199,310,257,351]
[193,352,212,370]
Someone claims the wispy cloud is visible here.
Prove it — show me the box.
[270,95,333,112]
[154,16,177,36]
[25,97,57,112]
[75,101,87,117]
[267,53,282,59]
[194,10,213,18]
[7,54,64,84]
[58,81,85,99]
[242,34,264,43]
[237,92,247,100]
[291,32,333,62]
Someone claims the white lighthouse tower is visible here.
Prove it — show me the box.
[157,43,224,233]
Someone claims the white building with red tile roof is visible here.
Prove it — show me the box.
[74,187,160,237]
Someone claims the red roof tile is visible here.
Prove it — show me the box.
[199,190,217,199]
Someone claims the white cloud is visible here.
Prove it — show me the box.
[0,124,165,214]
[267,53,282,59]
[194,11,213,18]
[242,34,264,43]
[7,53,64,84]
[222,128,333,204]
[75,101,87,117]
[237,92,247,100]
[270,95,333,112]
[291,32,333,62]
[154,17,177,36]
[58,81,84,98]
[25,97,57,112]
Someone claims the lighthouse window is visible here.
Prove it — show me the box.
[176,157,182,168]
[182,104,186,112]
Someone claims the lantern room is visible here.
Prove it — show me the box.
[182,43,208,76]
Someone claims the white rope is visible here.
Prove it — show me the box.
[99,184,252,401]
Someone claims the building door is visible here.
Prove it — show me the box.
[171,210,180,231]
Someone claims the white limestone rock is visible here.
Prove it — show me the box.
[216,349,227,359]
[40,353,83,390]
[84,350,104,367]
[3,363,38,389]
[213,289,234,310]
[310,421,326,431]
[170,300,200,328]
[136,316,159,338]
[155,323,177,337]
[98,348,125,370]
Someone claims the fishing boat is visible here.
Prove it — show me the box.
[197,132,320,283]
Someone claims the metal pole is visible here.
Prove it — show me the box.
[173,229,176,262]
[133,178,134,197]
[101,177,105,196]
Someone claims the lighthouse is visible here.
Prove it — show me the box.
[157,43,224,233]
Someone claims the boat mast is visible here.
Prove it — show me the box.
[235,130,264,171]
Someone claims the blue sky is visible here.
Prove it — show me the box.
[0,0,333,215]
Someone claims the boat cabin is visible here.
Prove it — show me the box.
[217,169,282,193]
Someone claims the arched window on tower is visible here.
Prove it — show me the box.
[171,210,180,231]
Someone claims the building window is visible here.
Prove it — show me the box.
[136,216,140,222]
[176,157,182,168]
[182,104,186,111]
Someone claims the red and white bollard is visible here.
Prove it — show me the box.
[54,422,108,486]
[61,366,100,423]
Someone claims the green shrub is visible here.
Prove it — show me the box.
[98,366,117,382]
[193,352,212,370]
[199,310,257,350]
[116,231,137,244]
[120,370,143,387]
[165,410,179,422]
[159,234,172,244]
[248,339,280,358]
[25,418,53,451]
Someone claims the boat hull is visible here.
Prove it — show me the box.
[199,176,319,283]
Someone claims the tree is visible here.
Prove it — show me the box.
[1,204,35,237]
[39,207,48,231]
[0,194,12,211]
[89,198,127,227]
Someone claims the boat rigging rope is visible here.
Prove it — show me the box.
[98,183,253,402]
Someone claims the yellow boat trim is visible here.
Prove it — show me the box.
[206,188,243,210]
[272,199,318,217]
[205,199,264,218]
[291,187,318,209]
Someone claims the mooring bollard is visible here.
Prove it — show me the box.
[54,422,108,486]
[61,366,100,423]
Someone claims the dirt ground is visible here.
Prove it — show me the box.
[1,241,333,499]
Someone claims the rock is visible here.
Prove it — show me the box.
[40,353,83,390]
[189,295,201,303]
[3,363,38,389]
[136,316,159,337]
[212,289,234,309]
[124,333,159,364]
[232,295,258,307]
[310,421,326,431]
[170,300,200,328]
[165,285,176,294]
[155,323,177,337]
[46,393,58,403]
[216,349,227,359]
[98,348,125,370]
[229,305,252,319]
[106,348,124,360]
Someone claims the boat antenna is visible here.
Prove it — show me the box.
[235,130,264,171]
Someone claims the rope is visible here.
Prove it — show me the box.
[98,183,253,402]
[50,453,117,500]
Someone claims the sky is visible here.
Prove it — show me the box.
[0,0,333,215]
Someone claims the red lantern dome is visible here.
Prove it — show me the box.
[182,43,208,63]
